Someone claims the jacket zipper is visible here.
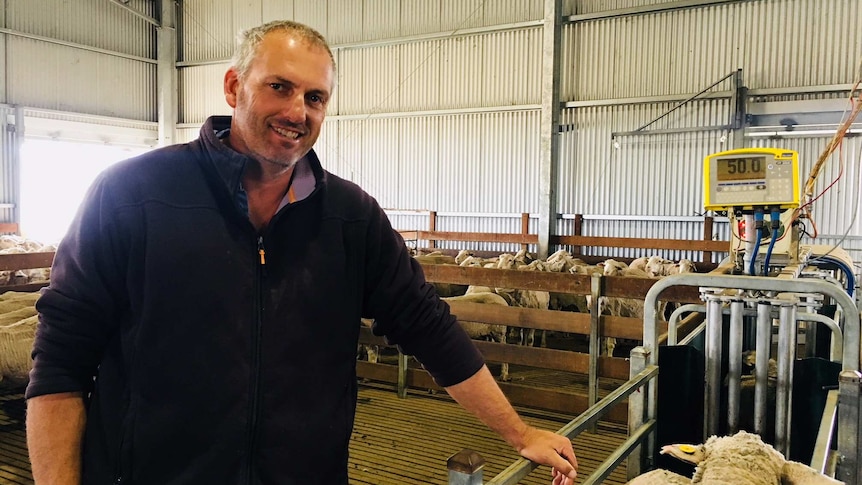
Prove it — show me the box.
[245,235,266,484]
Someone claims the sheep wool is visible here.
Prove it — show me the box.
[689,431,784,485]
[627,431,844,485]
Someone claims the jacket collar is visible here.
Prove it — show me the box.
[198,115,325,204]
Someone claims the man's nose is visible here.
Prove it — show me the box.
[283,94,307,123]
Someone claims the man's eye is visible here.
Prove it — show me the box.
[269,83,283,91]
[308,94,321,103]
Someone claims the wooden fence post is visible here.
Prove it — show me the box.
[429,210,438,250]
[572,214,583,256]
[703,216,714,264]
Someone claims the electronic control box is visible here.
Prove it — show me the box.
[703,148,800,211]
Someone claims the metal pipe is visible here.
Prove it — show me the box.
[0,27,156,64]
[107,0,160,26]
[488,364,659,485]
[679,322,707,346]
[795,312,843,363]
[754,302,772,436]
[774,302,798,456]
[447,450,486,485]
[397,352,408,399]
[803,295,818,359]
[580,421,657,485]
[627,347,649,480]
[727,300,744,433]
[566,0,744,22]
[642,274,859,482]
[836,370,861,485]
[742,214,756,275]
[588,274,602,414]
[643,274,858,371]
[810,389,838,474]
[704,296,724,438]
[667,303,706,345]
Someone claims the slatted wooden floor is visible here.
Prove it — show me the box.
[0,383,627,485]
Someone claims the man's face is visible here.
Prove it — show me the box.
[224,32,333,170]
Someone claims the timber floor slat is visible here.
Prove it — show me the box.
[0,382,628,485]
[352,383,628,484]
[0,390,31,485]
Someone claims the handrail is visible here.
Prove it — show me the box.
[485,365,659,485]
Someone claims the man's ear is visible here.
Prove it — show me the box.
[224,68,239,108]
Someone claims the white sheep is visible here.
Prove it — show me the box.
[443,292,511,381]
[627,431,842,485]
[628,256,651,272]
[602,258,652,278]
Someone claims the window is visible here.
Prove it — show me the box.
[20,139,151,245]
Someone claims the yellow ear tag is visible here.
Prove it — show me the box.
[679,445,697,454]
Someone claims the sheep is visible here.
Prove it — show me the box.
[0,236,55,286]
[629,256,651,272]
[602,258,652,279]
[454,249,474,265]
[493,254,549,348]
[414,252,467,297]
[443,292,511,381]
[0,314,39,387]
[627,431,842,485]
[0,291,40,387]
[645,256,697,278]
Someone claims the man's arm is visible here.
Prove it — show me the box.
[445,366,578,485]
[27,392,86,485]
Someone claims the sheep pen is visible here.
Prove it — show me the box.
[356,246,705,422]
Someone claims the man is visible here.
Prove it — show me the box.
[25,20,578,485]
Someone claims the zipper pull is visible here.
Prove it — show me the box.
[257,236,266,265]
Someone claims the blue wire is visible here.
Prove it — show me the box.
[810,255,857,296]
[763,228,778,276]
[762,209,781,276]
[749,211,764,276]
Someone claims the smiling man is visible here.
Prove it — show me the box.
[25,21,578,485]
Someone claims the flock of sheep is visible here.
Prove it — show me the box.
[0,235,54,386]
[415,248,697,361]
[0,234,55,286]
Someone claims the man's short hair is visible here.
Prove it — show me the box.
[231,20,336,78]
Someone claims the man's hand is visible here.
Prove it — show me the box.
[444,367,579,485]
[514,426,578,485]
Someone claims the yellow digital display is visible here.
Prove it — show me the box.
[716,157,766,181]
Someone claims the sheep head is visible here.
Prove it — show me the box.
[659,431,843,485]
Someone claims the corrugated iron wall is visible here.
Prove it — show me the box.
[5,0,157,121]
[0,106,20,227]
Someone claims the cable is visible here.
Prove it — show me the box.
[762,208,781,276]
[808,138,862,262]
[809,254,857,297]
[749,210,764,276]
[803,80,862,199]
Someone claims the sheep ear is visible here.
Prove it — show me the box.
[660,444,705,464]
[781,461,844,485]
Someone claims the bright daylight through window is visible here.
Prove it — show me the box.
[20,139,150,245]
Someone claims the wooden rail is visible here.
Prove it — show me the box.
[357,262,705,422]
[397,212,728,263]
[0,252,54,293]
